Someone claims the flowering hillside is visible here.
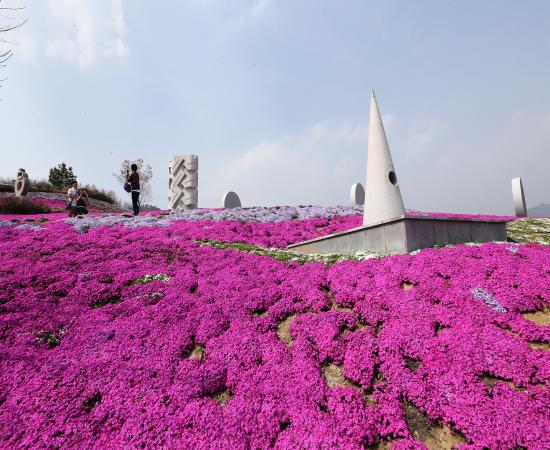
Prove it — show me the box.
[0,192,120,215]
[0,207,549,449]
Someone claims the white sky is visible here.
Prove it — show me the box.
[1,0,549,213]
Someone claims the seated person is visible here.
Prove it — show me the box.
[76,188,90,215]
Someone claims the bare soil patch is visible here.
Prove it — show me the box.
[523,304,550,326]
[529,341,550,351]
[404,403,466,450]
[404,356,421,373]
[184,343,204,361]
[253,309,269,317]
[481,374,525,392]
[212,389,232,409]
[331,298,353,312]
[277,314,297,346]
[321,363,375,406]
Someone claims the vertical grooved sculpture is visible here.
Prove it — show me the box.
[168,155,198,212]
[363,90,405,225]
[511,177,527,217]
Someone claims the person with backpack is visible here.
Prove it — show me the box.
[126,164,140,216]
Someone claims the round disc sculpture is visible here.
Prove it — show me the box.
[511,177,527,217]
[222,191,241,209]
[363,90,405,225]
[168,155,198,212]
[14,168,30,197]
[350,182,365,205]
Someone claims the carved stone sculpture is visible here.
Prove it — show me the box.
[363,90,405,225]
[222,191,241,209]
[14,168,30,197]
[350,183,365,205]
[511,177,527,217]
[168,155,198,212]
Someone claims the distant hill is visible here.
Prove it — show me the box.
[528,203,550,217]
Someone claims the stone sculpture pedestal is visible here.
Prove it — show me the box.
[287,215,508,255]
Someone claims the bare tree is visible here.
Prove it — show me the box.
[0,1,27,94]
[113,159,154,203]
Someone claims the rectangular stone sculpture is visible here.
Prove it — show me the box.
[168,155,198,212]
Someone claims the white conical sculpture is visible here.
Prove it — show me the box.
[363,90,405,225]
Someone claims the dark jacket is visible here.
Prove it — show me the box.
[128,172,140,190]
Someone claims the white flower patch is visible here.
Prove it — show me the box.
[15,224,44,232]
[133,274,171,285]
[65,206,364,232]
[472,287,507,313]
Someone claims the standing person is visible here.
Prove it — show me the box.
[126,164,140,216]
[67,180,79,218]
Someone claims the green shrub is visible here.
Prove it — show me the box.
[90,295,122,309]
[30,179,57,193]
[48,162,77,187]
[80,184,116,204]
[0,177,14,193]
[0,197,51,215]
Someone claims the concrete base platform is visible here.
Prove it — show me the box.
[287,215,508,255]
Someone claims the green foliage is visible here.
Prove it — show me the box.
[132,274,171,285]
[48,162,77,187]
[90,296,122,309]
[36,327,66,348]
[82,392,102,413]
[80,184,116,204]
[0,176,14,192]
[197,240,379,266]
[0,197,51,215]
[507,218,550,246]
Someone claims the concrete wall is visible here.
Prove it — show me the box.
[287,217,508,255]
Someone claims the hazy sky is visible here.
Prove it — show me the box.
[1,0,549,214]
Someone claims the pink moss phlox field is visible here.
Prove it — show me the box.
[0,214,549,449]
